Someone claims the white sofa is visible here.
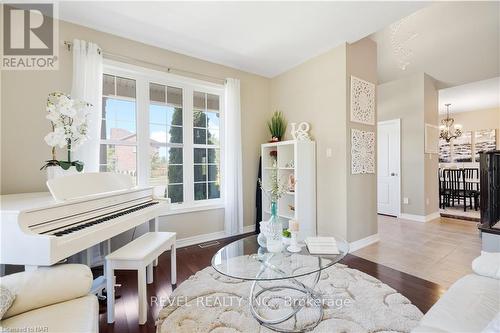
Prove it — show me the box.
[0,264,99,333]
[413,252,500,333]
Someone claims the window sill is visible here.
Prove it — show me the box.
[160,202,225,216]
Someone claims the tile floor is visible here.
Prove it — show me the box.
[353,215,482,289]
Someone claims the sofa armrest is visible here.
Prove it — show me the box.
[472,251,500,279]
[0,264,93,319]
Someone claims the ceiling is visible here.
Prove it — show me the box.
[58,1,426,78]
[371,2,500,88]
[438,77,500,114]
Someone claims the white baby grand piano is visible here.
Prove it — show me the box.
[0,173,170,275]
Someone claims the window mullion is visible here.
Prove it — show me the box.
[218,91,225,201]
[184,86,195,204]
[136,76,149,187]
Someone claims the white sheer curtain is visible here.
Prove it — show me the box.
[71,39,103,172]
[71,39,103,267]
[224,78,244,236]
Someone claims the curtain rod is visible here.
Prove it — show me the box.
[63,41,226,84]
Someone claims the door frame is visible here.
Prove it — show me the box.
[377,119,401,217]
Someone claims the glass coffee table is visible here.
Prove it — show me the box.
[211,235,349,332]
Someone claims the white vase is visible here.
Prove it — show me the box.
[46,165,78,180]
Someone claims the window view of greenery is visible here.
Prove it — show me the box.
[193,92,221,201]
[149,83,184,203]
[100,74,137,184]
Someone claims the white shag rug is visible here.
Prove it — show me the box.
[156,263,423,333]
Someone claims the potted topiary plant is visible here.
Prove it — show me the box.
[267,111,287,142]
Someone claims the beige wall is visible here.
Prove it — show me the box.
[270,38,378,242]
[270,44,348,238]
[438,108,500,150]
[378,73,431,216]
[423,74,439,215]
[346,38,378,241]
[1,19,270,238]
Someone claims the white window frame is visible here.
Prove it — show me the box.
[102,59,225,213]
[100,77,139,181]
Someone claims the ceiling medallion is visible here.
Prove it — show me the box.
[439,103,462,142]
[390,14,418,71]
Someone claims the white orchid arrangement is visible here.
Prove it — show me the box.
[41,92,91,172]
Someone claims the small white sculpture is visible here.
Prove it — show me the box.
[290,122,311,141]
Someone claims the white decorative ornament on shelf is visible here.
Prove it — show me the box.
[351,129,375,174]
[290,122,311,141]
[350,76,375,125]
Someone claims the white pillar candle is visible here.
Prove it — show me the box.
[289,219,299,232]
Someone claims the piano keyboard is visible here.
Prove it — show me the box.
[43,201,159,237]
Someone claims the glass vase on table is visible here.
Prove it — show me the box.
[266,201,283,252]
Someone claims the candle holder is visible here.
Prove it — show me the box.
[287,231,301,252]
[287,219,301,252]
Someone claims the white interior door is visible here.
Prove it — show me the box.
[377,119,401,216]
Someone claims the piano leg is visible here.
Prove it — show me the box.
[85,249,92,266]
[171,243,176,285]
[150,217,159,267]
[106,261,115,324]
[106,239,111,255]
[104,239,111,275]
[146,263,153,284]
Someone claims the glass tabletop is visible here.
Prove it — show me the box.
[211,235,349,281]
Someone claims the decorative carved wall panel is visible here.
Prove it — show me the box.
[351,129,375,174]
[350,76,375,125]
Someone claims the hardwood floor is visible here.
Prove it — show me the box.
[97,232,442,333]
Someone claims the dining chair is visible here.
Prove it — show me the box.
[439,168,447,209]
[463,168,480,211]
[443,169,463,209]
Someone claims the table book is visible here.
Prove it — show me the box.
[305,237,340,255]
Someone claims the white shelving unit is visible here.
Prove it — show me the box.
[261,140,316,240]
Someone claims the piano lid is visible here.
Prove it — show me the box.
[1,192,55,214]
[1,173,140,215]
[47,172,135,201]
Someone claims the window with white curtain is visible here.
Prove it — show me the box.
[100,61,224,210]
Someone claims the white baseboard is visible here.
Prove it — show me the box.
[349,233,379,252]
[426,212,441,222]
[242,225,256,233]
[400,212,440,223]
[175,224,255,249]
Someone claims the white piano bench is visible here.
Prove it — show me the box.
[105,231,176,325]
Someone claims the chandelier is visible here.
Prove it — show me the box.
[439,103,462,142]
